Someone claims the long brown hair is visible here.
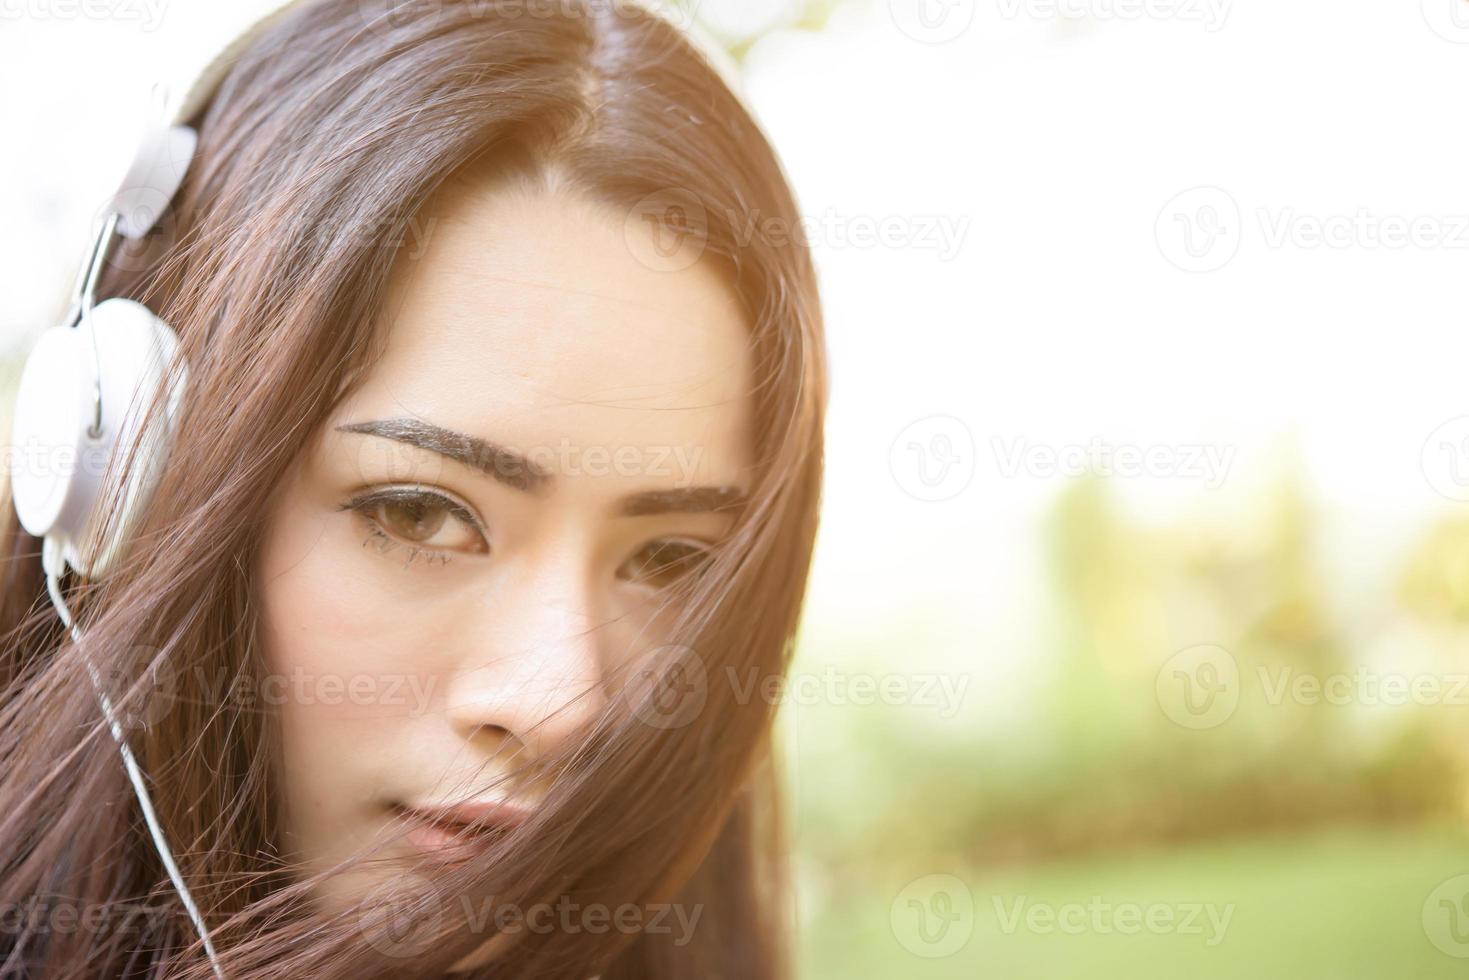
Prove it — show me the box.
[0,1,826,977]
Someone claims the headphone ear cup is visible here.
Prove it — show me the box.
[9,298,187,580]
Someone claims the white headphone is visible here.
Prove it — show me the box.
[8,2,742,975]
[10,127,194,581]
[7,0,327,582]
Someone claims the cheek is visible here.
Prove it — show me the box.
[255,485,450,843]
[603,591,688,693]
[258,491,451,716]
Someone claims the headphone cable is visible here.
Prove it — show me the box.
[43,540,227,980]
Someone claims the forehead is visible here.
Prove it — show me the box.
[341,177,755,486]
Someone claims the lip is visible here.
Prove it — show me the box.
[394,799,530,863]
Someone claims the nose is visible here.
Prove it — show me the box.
[445,562,611,775]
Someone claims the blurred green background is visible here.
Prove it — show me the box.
[785,469,1469,976]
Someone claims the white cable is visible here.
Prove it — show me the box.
[43,542,227,980]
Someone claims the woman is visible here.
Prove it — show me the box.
[0,1,826,976]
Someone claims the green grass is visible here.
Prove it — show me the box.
[798,825,1469,979]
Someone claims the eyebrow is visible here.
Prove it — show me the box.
[336,417,748,516]
[338,417,549,493]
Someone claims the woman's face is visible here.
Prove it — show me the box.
[254,174,754,926]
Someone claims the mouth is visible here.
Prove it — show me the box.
[391,799,529,864]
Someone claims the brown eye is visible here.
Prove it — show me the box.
[342,487,488,557]
[380,496,447,543]
[620,539,712,590]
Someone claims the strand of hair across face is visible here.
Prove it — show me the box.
[43,543,228,980]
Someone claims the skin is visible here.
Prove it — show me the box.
[253,169,754,966]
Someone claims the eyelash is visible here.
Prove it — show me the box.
[336,486,486,569]
[335,485,716,586]
[620,538,715,592]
